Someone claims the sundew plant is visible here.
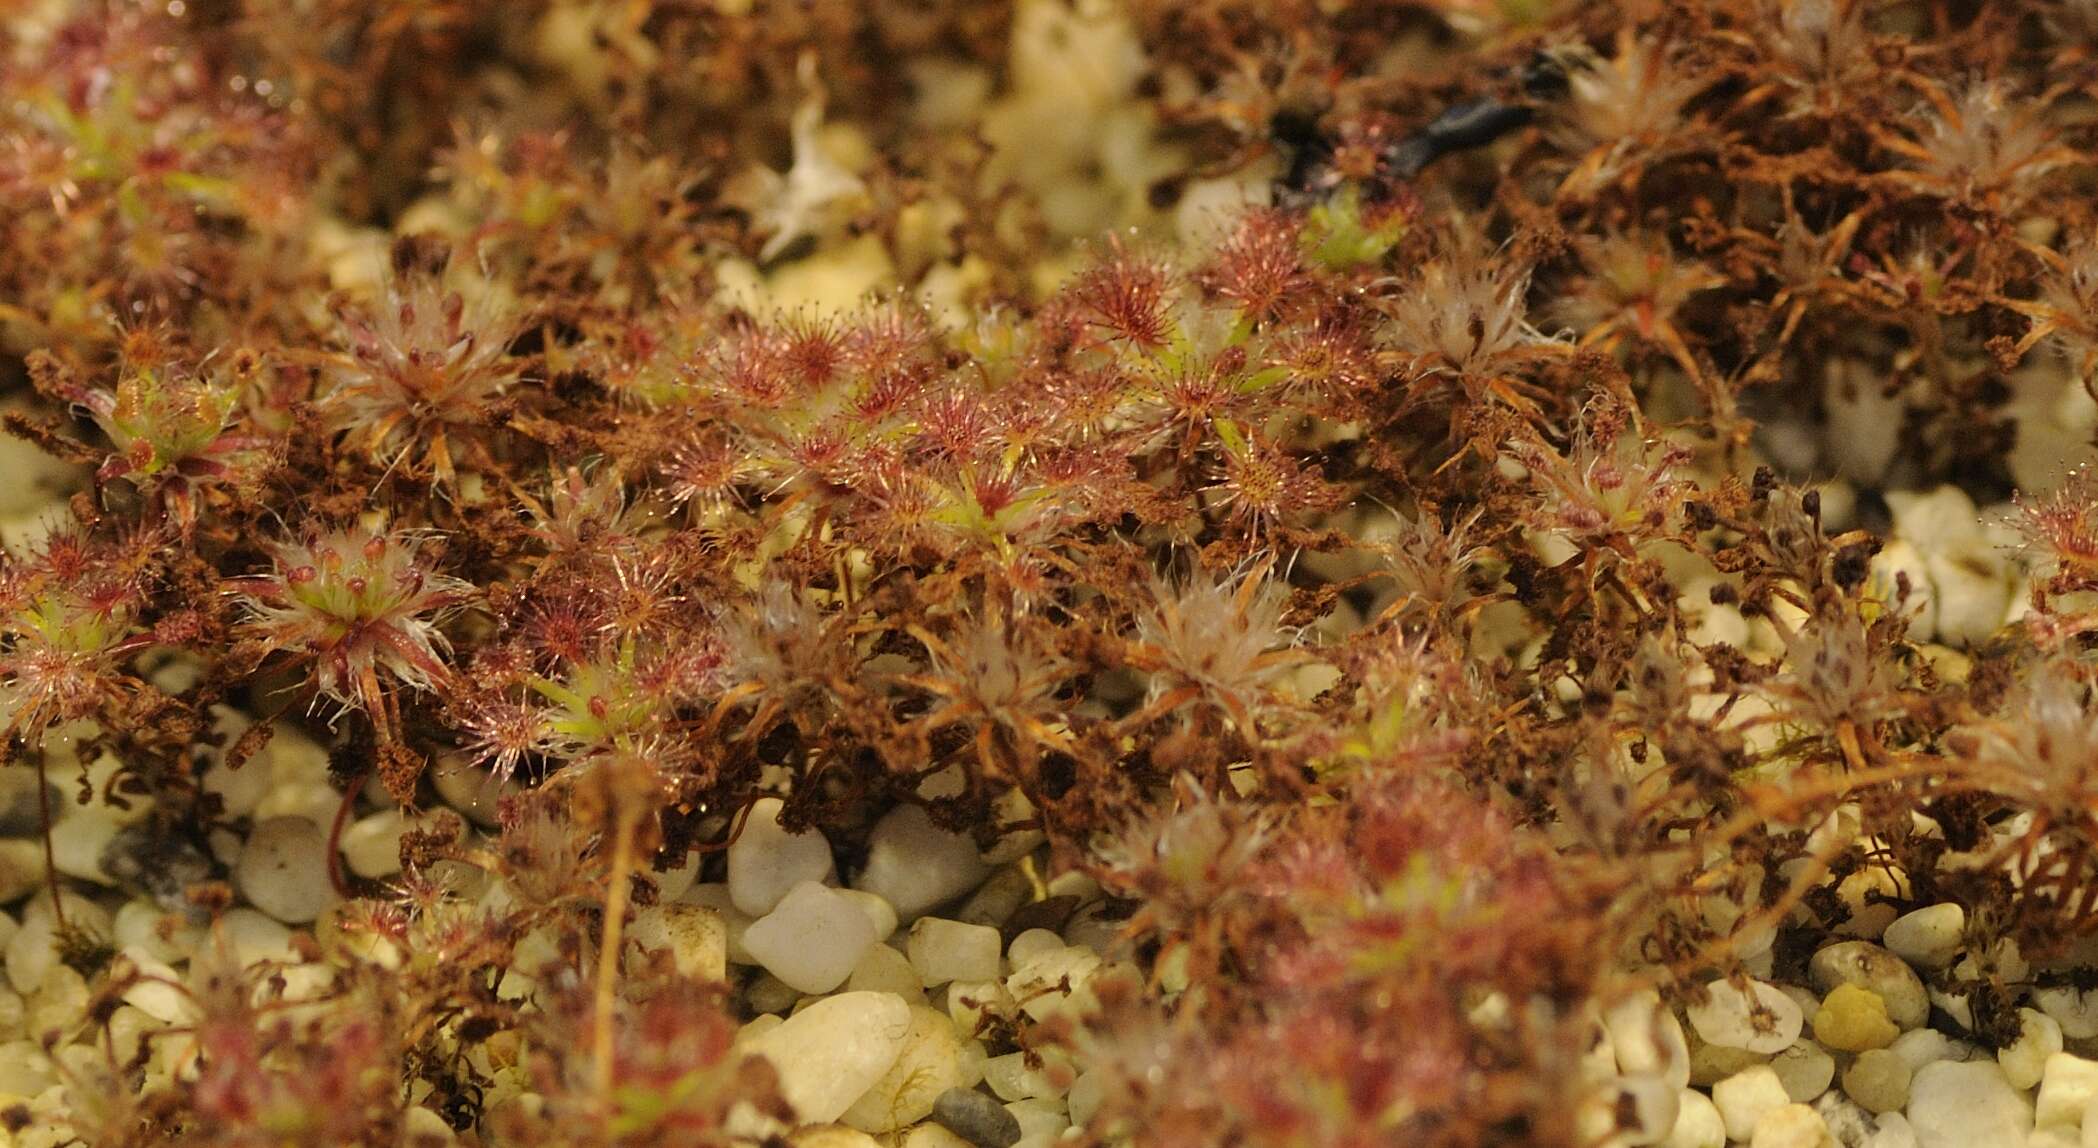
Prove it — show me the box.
[1,2,2098,1147]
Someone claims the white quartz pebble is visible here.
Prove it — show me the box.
[839,1006,968,1132]
[946,978,1015,1034]
[1889,1027,1969,1073]
[429,756,512,829]
[653,848,702,903]
[2038,986,2098,1040]
[1713,1066,1792,1143]
[740,992,912,1125]
[2037,1052,2098,1128]
[1600,1073,1679,1146]
[1864,1113,1920,1148]
[49,812,120,885]
[200,714,270,817]
[1604,989,1692,1090]
[729,798,835,917]
[340,809,408,879]
[234,817,336,924]
[1907,1061,2033,1148]
[1004,1096,1068,1144]
[0,840,46,905]
[2002,1007,2066,1091]
[835,889,898,942]
[220,907,296,966]
[908,918,1003,987]
[1687,977,1804,1054]
[6,892,112,994]
[901,1125,974,1148]
[845,942,926,1000]
[112,900,198,968]
[628,904,728,982]
[1883,904,1964,970]
[1749,1103,1832,1148]
[984,1049,1072,1103]
[117,950,195,1025]
[1067,1070,1106,1129]
[1666,1087,1726,1148]
[854,805,991,920]
[681,883,758,965]
[0,1041,54,1097]
[1005,944,1102,1023]
[742,880,876,994]
[1007,928,1063,969]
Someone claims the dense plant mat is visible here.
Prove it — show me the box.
[3,1,2098,1146]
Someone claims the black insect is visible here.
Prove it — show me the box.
[1387,49,1575,178]
[1278,46,1586,200]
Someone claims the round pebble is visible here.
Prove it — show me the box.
[1005,944,1102,1023]
[855,805,991,921]
[1065,1071,1104,1129]
[1842,1048,1912,1114]
[0,1042,54,1096]
[742,880,877,995]
[1688,1036,1767,1087]
[339,810,408,879]
[902,1124,976,1148]
[1006,929,1063,969]
[790,1127,882,1148]
[1865,1112,1919,1148]
[1882,904,1964,970]
[7,891,112,992]
[628,904,728,982]
[1907,1060,2032,1148]
[836,889,899,942]
[908,918,1003,988]
[982,1050,1069,1103]
[1713,1065,1792,1142]
[1749,1103,1831,1148]
[728,798,836,917]
[847,941,928,1001]
[1810,1085,1873,1144]
[1770,1040,1835,1102]
[1889,1028,1967,1073]
[219,907,297,966]
[2034,1051,2098,1127]
[741,992,912,1125]
[932,1087,1022,1148]
[0,771,53,839]
[1667,1087,1726,1148]
[1688,977,1804,1055]
[0,840,48,905]
[1600,1074,1679,1145]
[841,1006,970,1133]
[2000,1007,2065,1091]
[48,812,120,885]
[1001,1097,1067,1143]
[1808,941,1928,1030]
[429,756,511,829]
[233,817,337,924]
[2036,985,2098,1040]
[946,979,1015,1034]
[1605,990,1692,1090]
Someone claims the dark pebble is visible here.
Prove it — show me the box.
[99,822,214,904]
[0,774,56,838]
[932,1086,1022,1148]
